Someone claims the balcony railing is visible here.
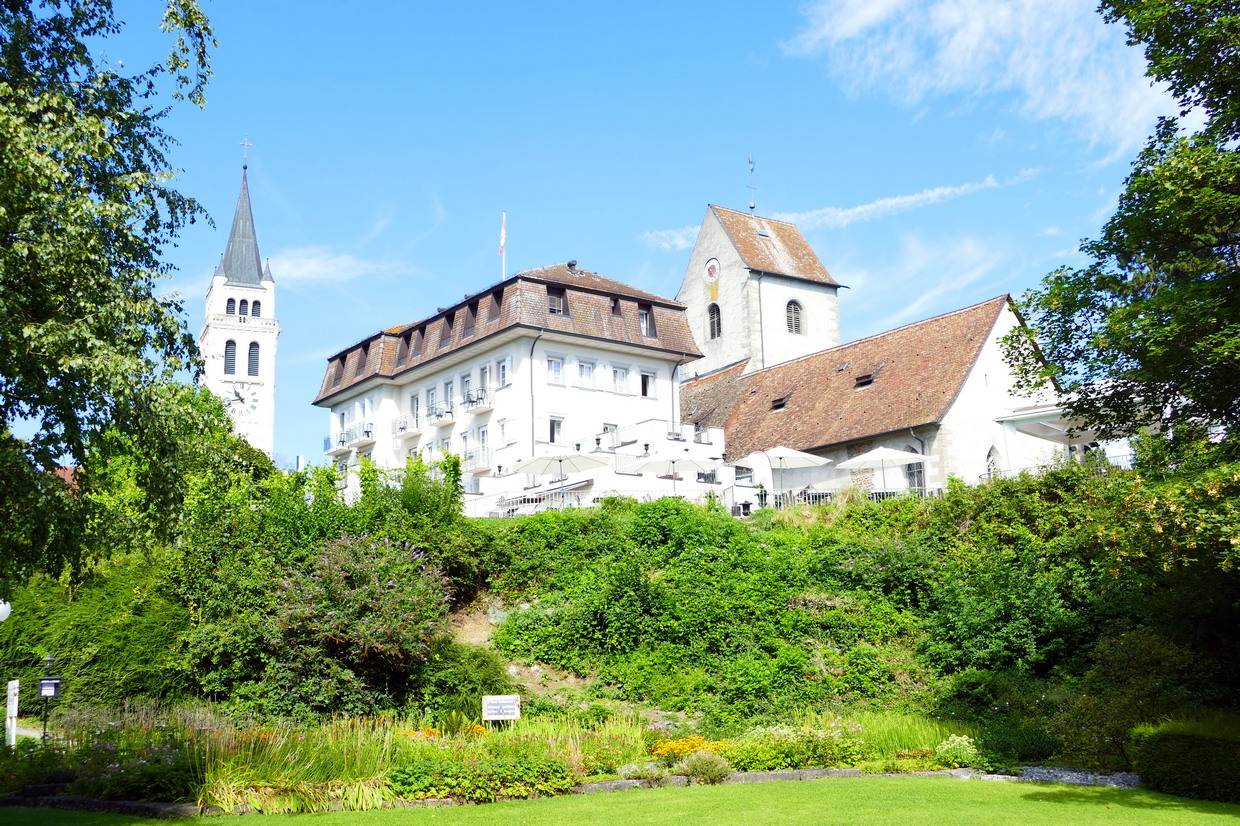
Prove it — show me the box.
[392,415,421,439]
[428,404,455,426]
[324,432,350,456]
[345,422,375,447]
[461,448,492,474]
[462,389,492,413]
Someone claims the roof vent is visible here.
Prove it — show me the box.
[855,374,874,388]
[771,395,790,410]
[756,229,770,238]
[837,362,849,372]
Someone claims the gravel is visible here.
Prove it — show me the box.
[972,766,1140,788]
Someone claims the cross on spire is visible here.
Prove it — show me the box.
[240,135,253,168]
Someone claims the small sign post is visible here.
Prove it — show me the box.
[481,694,521,723]
[5,680,17,749]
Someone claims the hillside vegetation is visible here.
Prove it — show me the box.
[2,446,1238,771]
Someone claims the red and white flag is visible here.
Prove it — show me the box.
[499,211,506,256]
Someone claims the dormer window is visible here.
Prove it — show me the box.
[413,327,424,357]
[855,374,874,388]
[355,345,368,377]
[771,395,789,410]
[464,302,477,337]
[638,304,655,337]
[398,332,412,363]
[440,314,453,348]
[610,297,622,316]
[548,287,567,316]
[490,290,503,319]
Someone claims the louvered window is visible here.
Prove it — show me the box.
[224,340,237,374]
[239,299,249,316]
[226,298,236,314]
[786,300,803,334]
[708,303,722,339]
[251,300,262,318]
[248,342,260,376]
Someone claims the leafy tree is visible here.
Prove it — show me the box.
[0,0,214,588]
[1005,2,1240,449]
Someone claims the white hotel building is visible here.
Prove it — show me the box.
[312,262,726,515]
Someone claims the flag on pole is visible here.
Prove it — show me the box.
[499,211,506,256]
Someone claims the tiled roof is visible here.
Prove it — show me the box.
[680,296,1010,459]
[313,263,701,405]
[710,205,838,286]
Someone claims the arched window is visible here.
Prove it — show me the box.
[986,447,1002,480]
[225,298,236,314]
[248,342,260,377]
[904,446,925,489]
[707,303,722,340]
[251,300,262,318]
[223,340,237,375]
[786,300,803,334]
[239,299,249,316]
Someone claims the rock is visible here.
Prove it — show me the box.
[725,771,804,784]
[574,779,647,794]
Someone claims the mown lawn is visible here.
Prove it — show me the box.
[7,777,1240,826]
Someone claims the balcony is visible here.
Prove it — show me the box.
[346,422,375,448]
[461,448,492,475]
[462,389,493,414]
[324,432,350,457]
[428,404,455,427]
[392,415,422,440]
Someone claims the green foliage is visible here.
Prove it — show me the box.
[671,749,732,784]
[387,758,575,802]
[1130,717,1240,803]
[0,1,214,585]
[419,641,518,716]
[934,734,981,769]
[717,723,873,771]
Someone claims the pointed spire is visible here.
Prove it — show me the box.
[262,258,274,283]
[216,169,264,285]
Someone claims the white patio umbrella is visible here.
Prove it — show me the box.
[629,453,719,496]
[734,445,832,495]
[835,447,929,491]
[512,452,610,478]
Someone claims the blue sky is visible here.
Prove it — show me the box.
[114,0,1176,466]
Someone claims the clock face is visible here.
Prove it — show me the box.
[223,382,261,415]
[703,258,720,284]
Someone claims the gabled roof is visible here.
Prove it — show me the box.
[313,263,701,406]
[216,169,267,285]
[681,296,1010,459]
[709,205,838,286]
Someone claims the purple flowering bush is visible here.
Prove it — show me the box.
[244,534,453,718]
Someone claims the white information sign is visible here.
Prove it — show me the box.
[5,680,17,748]
[481,694,521,721]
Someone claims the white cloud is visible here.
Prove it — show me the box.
[775,175,999,230]
[641,225,699,252]
[782,0,1173,159]
[270,247,399,286]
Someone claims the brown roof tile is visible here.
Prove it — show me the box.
[710,205,838,286]
[681,296,1010,459]
[313,264,701,406]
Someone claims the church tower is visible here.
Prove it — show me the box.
[676,205,842,378]
[198,167,280,456]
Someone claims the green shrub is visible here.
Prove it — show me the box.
[672,750,732,784]
[717,724,873,771]
[934,734,981,768]
[977,723,1058,763]
[1130,719,1240,803]
[387,758,575,802]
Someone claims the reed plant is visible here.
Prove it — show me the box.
[795,709,974,757]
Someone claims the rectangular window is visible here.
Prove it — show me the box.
[548,287,567,316]
[355,345,368,376]
[638,305,655,337]
[478,364,490,390]
[547,357,563,385]
[610,297,621,316]
[443,380,454,409]
[498,418,508,445]
[612,367,628,393]
[640,371,656,398]
[427,387,437,411]
[461,373,472,399]
[549,417,563,444]
[498,356,511,386]
[578,361,594,387]
[409,394,420,424]
[440,315,453,348]
[413,328,424,356]
[489,290,503,319]
[478,426,489,452]
[464,302,477,338]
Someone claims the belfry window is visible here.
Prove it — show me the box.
[251,300,262,318]
[239,299,249,316]
[786,300,803,334]
[708,303,722,339]
[226,298,236,314]
[224,340,237,375]
[248,342,260,377]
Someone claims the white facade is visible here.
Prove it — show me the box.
[677,206,841,377]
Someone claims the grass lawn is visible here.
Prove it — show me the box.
[6,777,1240,826]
